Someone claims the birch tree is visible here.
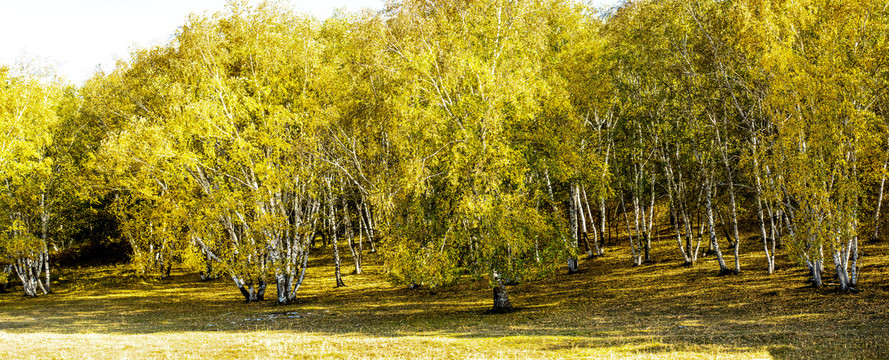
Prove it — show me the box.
[91,1,329,302]
[0,64,68,296]
[764,0,887,290]
[381,0,568,312]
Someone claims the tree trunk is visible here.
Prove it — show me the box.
[705,180,730,274]
[633,193,645,266]
[546,170,577,274]
[621,194,642,266]
[810,258,823,287]
[643,173,655,263]
[13,253,49,298]
[833,249,854,291]
[669,191,691,265]
[232,275,260,302]
[599,197,608,254]
[293,248,310,295]
[718,137,742,275]
[567,183,580,274]
[581,185,602,257]
[343,198,362,274]
[874,156,888,242]
[330,199,346,288]
[14,260,35,297]
[491,273,513,314]
[256,280,266,301]
[664,158,691,265]
[689,207,702,264]
[362,202,377,253]
[200,252,215,281]
[576,184,594,258]
[851,234,859,286]
[42,248,50,294]
[752,138,774,274]
[40,193,51,294]
[765,202,778,274]
[276,272,290,305]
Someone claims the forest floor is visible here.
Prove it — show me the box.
[1,228,888,359]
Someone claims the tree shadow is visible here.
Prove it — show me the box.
[0,235,887,359]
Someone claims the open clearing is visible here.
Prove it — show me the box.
[1,232,888,359]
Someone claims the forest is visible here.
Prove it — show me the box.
[1,0,888,344]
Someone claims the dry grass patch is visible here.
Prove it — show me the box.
[1,229,888,359]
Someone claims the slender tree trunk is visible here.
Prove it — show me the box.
[599,197,608,255]
[581,185,601,257]
[330,198,346,288]
[665,155,698,265]
[874,156,888,242]
[775,209,783,248]
[666,176,691,265]
[42,246,50,294]
[717,136,741,274]
[621,194,642,266]
[343,198,361,275]
[575,183,594,259]
[684,185,703,264]
[851,234,859,286]
[766,202,778,274]
[610,201,616,246]
[40,193,51,293]
[634,192,647,265]
[275,230,291,305]
[751,138,775,274]
[361,201,377,253]
[13,251,49,297]
[833,213,859,291]
[293,246,310,295]
[832,248,854,291]
[689,207,702,264]
[568,182,580,273]
[705,180,729,274]
[546,170,577,274]
[14,260,35,297]
[644,173,656,263]
[201,247,215,281]
[810,257,823,287]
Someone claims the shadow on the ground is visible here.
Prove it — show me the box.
[1,237,888,360]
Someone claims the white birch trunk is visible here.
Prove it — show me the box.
[329,195,345,288]
[575,183,593,258]
[621,194,642,266]
[581,185,602,256]
[343,198,361,275]
[705,179,729,274]
[545,170,576,273]
[874,156,888,242]
[568,182,579,274]
[751,137,775,274]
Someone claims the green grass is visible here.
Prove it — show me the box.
[1,230,888,359]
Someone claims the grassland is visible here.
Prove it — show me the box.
[1,230,888,359]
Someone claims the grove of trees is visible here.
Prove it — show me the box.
[1,0,887,311]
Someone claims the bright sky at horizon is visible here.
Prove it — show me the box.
[0,0,620,85]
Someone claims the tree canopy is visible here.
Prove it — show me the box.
[2,0,888,310]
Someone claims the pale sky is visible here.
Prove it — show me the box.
[0,0,619,85]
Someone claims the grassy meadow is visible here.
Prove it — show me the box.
[1,228,888,359]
